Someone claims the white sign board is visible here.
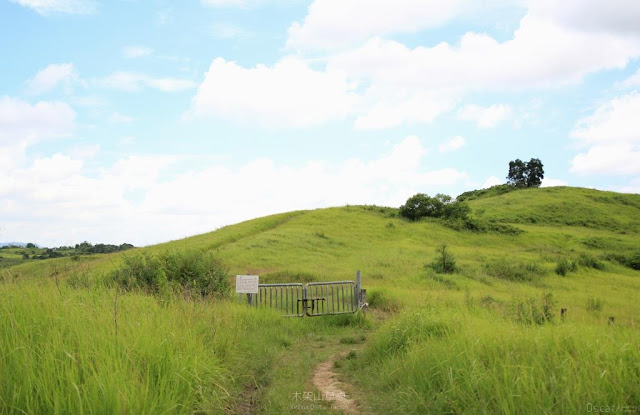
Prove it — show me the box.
[236,275,259,294]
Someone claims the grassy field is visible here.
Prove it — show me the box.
[1,186,639,414]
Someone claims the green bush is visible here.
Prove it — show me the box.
[107,253,168,294]
[430,244,457,274]
[483,258,543,282]
[444,217,523,234]
[160,250,230,298]
[628,252,640,270]
[107,250,229,298]
[578,253,605,270]
[603,251,640,271]
[555,258,578,276]
[399,193,469,221]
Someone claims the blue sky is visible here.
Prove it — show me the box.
[2,0,640,247]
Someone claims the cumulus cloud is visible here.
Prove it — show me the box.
[0,136,469,246]
[10,0,97,15]
[287,0,466,51]
[190,57,358,127]
[572,91,640,145]
[192,1,640,130]
[439,136,466,153]
[529,0,640,36]
[328,18,639,91]
[0,96,76,146]
[570,92,640,175]
[26,63,78,95]
[457,104,512,128]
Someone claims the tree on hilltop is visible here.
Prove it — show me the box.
[507,158,544,188]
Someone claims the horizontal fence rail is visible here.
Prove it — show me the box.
[240,271,365,317]
[252,283,305,317]
[305,281,357,316]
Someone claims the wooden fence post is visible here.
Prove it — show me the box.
[355,270,361,308]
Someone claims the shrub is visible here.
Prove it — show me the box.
[160,250,230,298]
[604,251,640,271]
[430,244,457,274]
[107,253,168,294]
[483,258,543,282]
[555,258,578,276]
[444,218,523,235]
[399,193,469,221]
[628,252,640,270]
[578,253,605,270]
[107,250,229,298]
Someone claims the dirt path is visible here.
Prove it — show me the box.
[312,352,360,414]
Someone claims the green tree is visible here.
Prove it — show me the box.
[431,244,457,274]
[400,193,470,221]
[526,158,544,187]
[507,158,544,188]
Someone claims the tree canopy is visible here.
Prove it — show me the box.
[399,193,470,221]
[507,158,544,188]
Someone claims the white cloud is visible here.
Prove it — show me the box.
[529,0,640,36]
[0,135,469,246]
[97,71,197,92]
[572,91,640,145]
[123,46,153,59]
[457,104,512,128]
[439,136,466,153]
[571,145,640,175]
[541,178,568,187]
[570,91,640,175]
[192,2,640,130]
[482,176,504,188]
[190,57,358,127]
[287,0,466,51]
[10,0,97,15]
[328,18,639,92]
[27,63,78,95]
[354,87,456,130]
[0,96,76,146]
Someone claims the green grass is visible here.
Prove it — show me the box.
[345,306,639,414]
[1,186,640,413]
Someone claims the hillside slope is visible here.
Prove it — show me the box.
[2,186,640,414]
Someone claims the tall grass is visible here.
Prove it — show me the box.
[348,306,640,414]
[0,280,345,414]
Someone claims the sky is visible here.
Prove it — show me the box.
[2,0,640,247]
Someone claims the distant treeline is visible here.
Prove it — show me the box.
[0,241,135,261]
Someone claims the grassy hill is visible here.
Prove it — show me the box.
[1,186,639,414]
